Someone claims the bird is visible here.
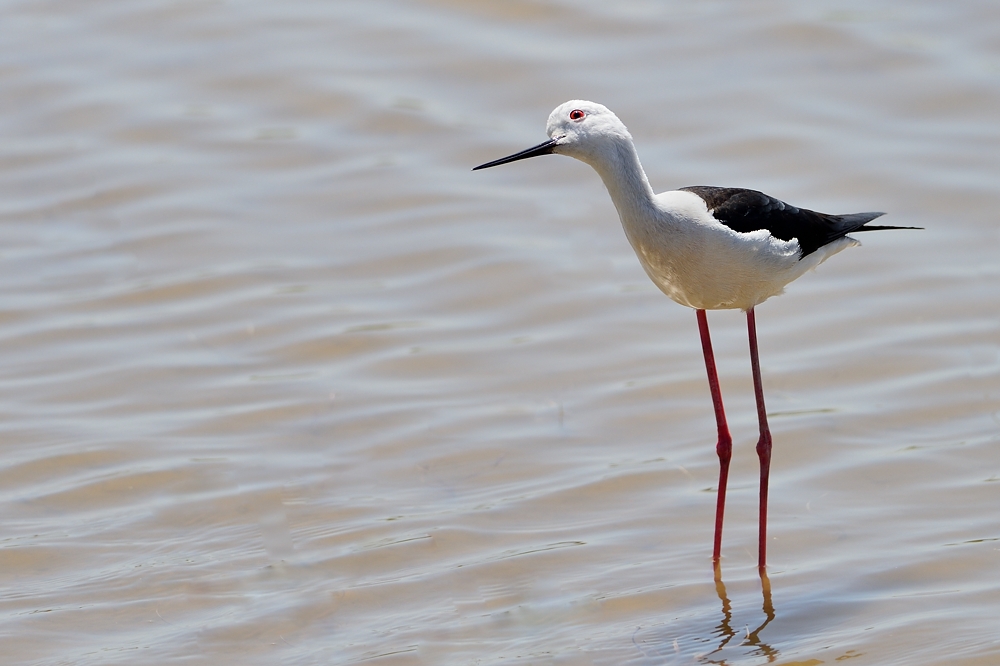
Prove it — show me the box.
[473,100,919,569]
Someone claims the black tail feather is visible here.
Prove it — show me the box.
[853,224,924,232]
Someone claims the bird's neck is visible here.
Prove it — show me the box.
[585,139,657,224]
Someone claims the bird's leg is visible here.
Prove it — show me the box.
[697,309,732,563]
[746,307,772,570]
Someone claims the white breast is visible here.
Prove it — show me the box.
[617,190,853,311]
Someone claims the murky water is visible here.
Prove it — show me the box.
[1,1,998,664]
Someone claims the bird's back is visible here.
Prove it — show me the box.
[679,186,885,257]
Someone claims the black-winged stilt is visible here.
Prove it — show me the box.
[473,100,919,569]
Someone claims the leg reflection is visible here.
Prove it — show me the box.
[700,564,778,664]
[709,562,737,654]
[745,568,777,662]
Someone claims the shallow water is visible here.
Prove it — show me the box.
[1,0,998,664]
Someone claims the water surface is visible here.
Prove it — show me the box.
[1,1,998,664]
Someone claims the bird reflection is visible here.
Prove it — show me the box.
[698,564,777,664]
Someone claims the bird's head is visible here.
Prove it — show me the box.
[473,100,632,171]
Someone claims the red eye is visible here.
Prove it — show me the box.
[569,109,585,121]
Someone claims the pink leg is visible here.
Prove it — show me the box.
[697,309,732,563]
[746,307,772,569]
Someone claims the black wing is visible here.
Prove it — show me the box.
[679,186,906,258]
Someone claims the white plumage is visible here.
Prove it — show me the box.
[534,101,857,310]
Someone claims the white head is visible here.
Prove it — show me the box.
[473,100,634,171]
[544,100,633,165]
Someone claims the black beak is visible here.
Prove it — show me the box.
[472,138,558,170]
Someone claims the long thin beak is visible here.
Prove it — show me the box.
[472,138,558,170]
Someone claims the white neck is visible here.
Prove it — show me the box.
[583,138,658,227]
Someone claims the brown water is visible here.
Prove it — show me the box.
[1,1,998,664]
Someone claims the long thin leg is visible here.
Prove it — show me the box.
[697,309,732,563]
[746,307,773,569]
